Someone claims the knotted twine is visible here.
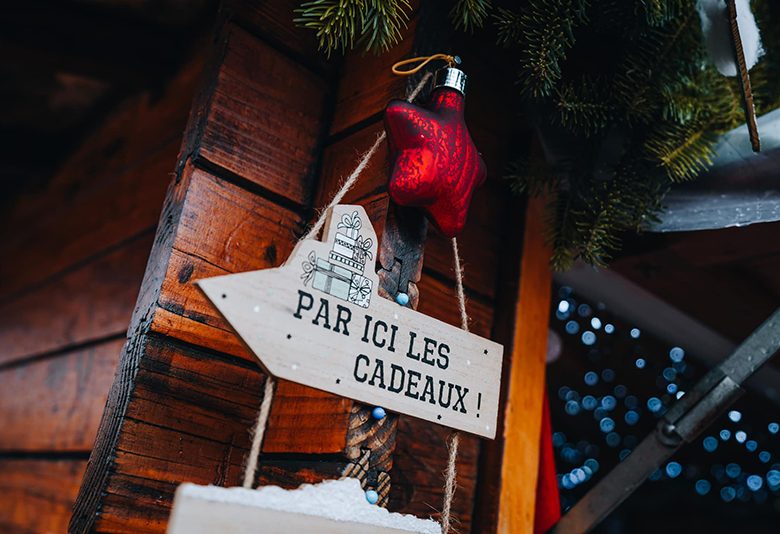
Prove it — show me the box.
[242,69,468,534]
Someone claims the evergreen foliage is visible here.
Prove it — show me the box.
[295,0,780,269]
[294,0,411,54]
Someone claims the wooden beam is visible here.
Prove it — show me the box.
[497,194,553,533]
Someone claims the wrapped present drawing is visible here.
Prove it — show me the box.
[348,275,372,308]
[332,233,361,272]
[302,210,373,308]
[312,258,352,301]
[337,210,362,239]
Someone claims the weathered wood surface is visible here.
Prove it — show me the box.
[0,339,123,452]
[195,25,328,205]
[0,459,87,534]
[0,233,154,367]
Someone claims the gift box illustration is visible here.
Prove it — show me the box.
[300,211,374,308]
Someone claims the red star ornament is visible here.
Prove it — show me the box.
[384,69,486,238]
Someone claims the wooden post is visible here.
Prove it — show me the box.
[497,194,554,533]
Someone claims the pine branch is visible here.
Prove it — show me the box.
[495,0,590,98]
[295,0,411,55]
[451,0,492,32]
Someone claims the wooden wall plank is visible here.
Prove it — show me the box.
[0,338,123,452]
[0,233,154,366]
[222,0,326,66]
[0,459,86,534]
[328,18,417,136]
[196,25,329,205]
[152,168,302,355]
[89,335,263,532]
[391,418,480,532]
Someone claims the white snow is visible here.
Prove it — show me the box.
[697,0,763,77]
[177,478,441,534]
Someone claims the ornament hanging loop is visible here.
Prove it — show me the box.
[391,53,460,76]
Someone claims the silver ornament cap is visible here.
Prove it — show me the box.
[434,66,467,96]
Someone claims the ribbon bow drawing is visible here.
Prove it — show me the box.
[300,251,317,285]
[337,211,362,232]
[354,236,374,263]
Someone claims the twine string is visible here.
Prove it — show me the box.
[440,237,469,534]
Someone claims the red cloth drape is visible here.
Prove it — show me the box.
[534,391,561,533]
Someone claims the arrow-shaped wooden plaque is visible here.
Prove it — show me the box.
[198,205,502,438]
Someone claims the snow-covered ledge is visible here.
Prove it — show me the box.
[649,108,780,232]
[167,478,441,534]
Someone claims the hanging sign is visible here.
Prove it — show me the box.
[198,205,502,438]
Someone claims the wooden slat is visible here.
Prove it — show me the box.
[390,417,480,532]
[196,25,329,205]
[152,168,302,355]
[497,194,554,533]
[0,459,86,534]
[222,0,327,67]
[0,233,154,367]
[89,334,264,532]
[328,18,417,136]
[0,338,122,452]
[612,246,778,341]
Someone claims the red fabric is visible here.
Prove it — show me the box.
[534,391,561,534]
[384,87,486,238]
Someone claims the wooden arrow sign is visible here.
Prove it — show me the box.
[198,205,503,438]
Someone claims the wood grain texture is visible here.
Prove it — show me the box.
[497,194,553,534]
[0,233,154,366]
[88,334,265,533]
[328,17,417,136]
[390,416,480,532]
[196,24,329,205]
[0,459,87,534]
[221,0,327,67]
[0,338,123,452]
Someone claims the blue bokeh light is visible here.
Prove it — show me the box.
[695,479,711,495]
[665,461,682,479]
[669,347,685,362]
[624,410,639,426]
[581,330,596,346]
[647,397,662,413]
[703,436,718,453]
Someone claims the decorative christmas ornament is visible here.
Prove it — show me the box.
[384,60,486,238]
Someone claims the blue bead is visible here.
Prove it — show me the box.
[395,292,410,306]
[365,489,379,504]
[371,406,386,420]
